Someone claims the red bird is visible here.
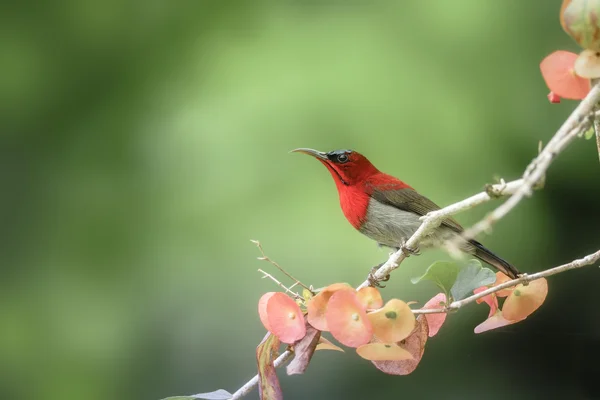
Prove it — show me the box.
[292,148,520,279]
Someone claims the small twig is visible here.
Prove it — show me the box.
[230,350,294,400]
[411,249,600,315]
[252,240,312,292]
[459,83,600,242]
[258,269,302,300]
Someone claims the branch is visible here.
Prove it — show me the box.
[412,249,600,314]
[230,350,294,400]
[228,84,600,400]
[252,240,312,292]
[355,179,524,290]
[258,269,302,300]
[358,82,600,289]
[459,83,600,241]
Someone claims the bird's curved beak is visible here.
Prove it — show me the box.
[290,148,328,161]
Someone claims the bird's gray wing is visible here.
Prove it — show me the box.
[369,187,464,233]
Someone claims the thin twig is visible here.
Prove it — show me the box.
[258,269,302,300]
[411,249,600,314]
[230,350,294,400]
[252,240,312,292]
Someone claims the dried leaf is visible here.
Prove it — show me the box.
[371,315,429,375]
[256,332,283,400]
[286,323,321,375]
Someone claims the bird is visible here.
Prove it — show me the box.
[291,148,520,281]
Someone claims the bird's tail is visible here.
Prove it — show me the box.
[469,239,520,280]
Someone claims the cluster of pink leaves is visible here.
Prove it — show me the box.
[257,273,548,382]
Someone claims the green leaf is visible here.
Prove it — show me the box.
[411,261,460,298]
[256,332,283,400]
[450,259,496,301]
[584,126,595,140]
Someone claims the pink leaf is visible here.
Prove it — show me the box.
[473,287,498,318]
[422,293,447,337]
[474,311,519,334]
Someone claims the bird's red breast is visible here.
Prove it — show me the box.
[339,173,413,230]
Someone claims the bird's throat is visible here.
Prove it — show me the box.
[337,185,370,230]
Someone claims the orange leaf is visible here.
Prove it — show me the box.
[266,292,306,344]
[540,50,590,100]
[306,283,353,331]
[325,290,373,348]
[356,287,384,310]
[474,310,519,334]
[371,315,429,375]
[422,293,447,337]
[315,336,344,352]
[356,342,413,361]
[367,299,416,343]
[502,278,548,321]
[494,272,516,297]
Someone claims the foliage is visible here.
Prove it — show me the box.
[249,258,549,399]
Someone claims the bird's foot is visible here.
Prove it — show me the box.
[399,239,421,256]
[368,264,390,288]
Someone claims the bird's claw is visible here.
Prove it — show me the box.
[399,239,421,256]
[403,245,421,256]
[368,264,390,288]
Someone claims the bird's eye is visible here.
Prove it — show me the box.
[337,154,349,163]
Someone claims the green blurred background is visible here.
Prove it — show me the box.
[2,1,599,399]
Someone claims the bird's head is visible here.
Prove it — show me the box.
[291,148,379,186]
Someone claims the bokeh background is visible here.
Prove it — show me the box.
[2,1,599,399]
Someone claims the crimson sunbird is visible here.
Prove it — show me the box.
[292,148,520,279]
